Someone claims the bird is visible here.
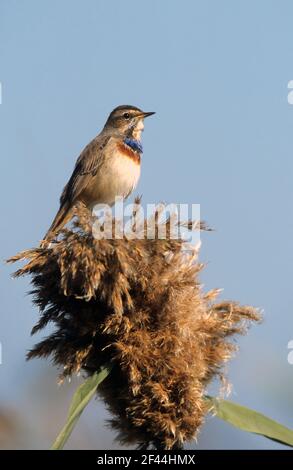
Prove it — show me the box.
[42,105,155,243]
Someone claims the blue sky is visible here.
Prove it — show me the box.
[0,0,293,449]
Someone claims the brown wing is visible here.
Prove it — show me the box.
[42,134,111,243]
[60,134,111,205]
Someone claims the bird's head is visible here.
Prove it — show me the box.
[104,105,155,141]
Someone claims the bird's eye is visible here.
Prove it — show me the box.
[123,112,130,120]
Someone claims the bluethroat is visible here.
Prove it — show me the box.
[42,105,155,242]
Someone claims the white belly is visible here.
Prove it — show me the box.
[87,152,141,207]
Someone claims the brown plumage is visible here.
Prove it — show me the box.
[43,135,109,241]
[42,105,154,244]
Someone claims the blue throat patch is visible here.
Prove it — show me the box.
[124,137,143,153]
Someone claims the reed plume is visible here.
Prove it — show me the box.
[8,202,260,449]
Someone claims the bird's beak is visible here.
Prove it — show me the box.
[140,111,156,118]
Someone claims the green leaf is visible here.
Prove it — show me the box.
[207,397,293,448]
[51,364,112,450]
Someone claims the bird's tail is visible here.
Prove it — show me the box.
[41,202,73,245]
